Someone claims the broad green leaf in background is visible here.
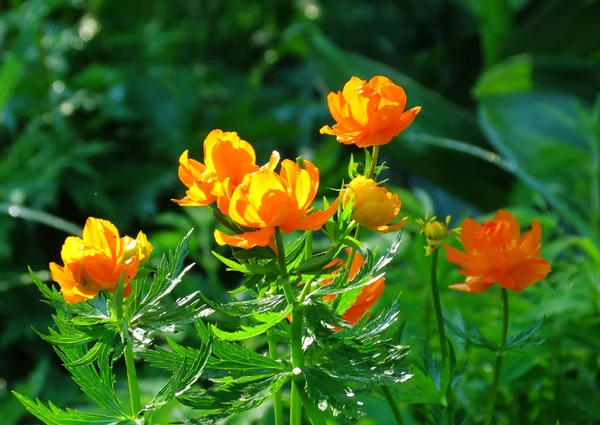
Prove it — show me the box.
[475,53,600,241]
[504,0,600,59]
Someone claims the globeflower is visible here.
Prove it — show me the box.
[173,129,278,214]
[323,250,385,325]
[320,75,421,148]
[49,218,153,304]
[340,175,407,233]
[445,210,551,293]
[214,159,338,249]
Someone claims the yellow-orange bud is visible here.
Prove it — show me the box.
[340,176,407,233]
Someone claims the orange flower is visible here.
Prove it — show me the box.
[445,210,551,293]
[49,218,153,304]
[173,129,278,214]
[340,175,407,233]
[320,76,421,148]
[323,250,385,325]
[214,159,338,249]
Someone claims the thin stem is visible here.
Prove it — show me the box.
[124,337,142,417]
[275,228,304,425]
[381,385,404,425]
[267,329,284,425]
[366,145,380,179]
[429,249,454,424]
[430,249,448,362]
[484,288,509,425]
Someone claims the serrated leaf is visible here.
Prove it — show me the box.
[200,293,286,317]
[54,342,129,417]
[503,317,546,352]
[290,245,344,275]
[444,320,499,351]
[178,374,289,424]
[65,334,115,367]
[146,335,213,412]
[211,306,293,341]
[13,393,132,425]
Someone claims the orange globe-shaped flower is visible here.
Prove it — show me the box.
[320,76,421,148]
[445,210,551,293]
[49,218,153,304]
[214,159,338,249]
[340,175,407,233]
[323,250,385,325]
[173,129,278,214]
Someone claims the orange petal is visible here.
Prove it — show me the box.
[290,198,339,232]
[82,218,121,258]
[343,277,385,325]
[214,226,276,249]
[177,150,207,188]
[372,216,407,233]
[494,209,521,240]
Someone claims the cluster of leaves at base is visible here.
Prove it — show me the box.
[146,231,412,421]
[14,230,209,425]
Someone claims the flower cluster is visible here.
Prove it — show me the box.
[49,217,152,304]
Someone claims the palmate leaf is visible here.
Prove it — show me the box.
[54,341,129,417]
[200,293,286,317]
[211,306,293,341]
[503,317,546,352]
[141,322,286,381]
[130,229,192,316]
[444,319,499,351]
[12,393,133,425]
[128,230,209,343]
[304,368,365,419]
[178,373,290,425]
[303,298,411,418]
[145,334,213,412]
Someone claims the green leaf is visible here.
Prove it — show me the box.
[503,317,546,352]
[211,306,293,341]
[474,54,533,97]
[505,0,600,58]
[479,0,513,67]
[54,342,129,417]
[146,335,213,412]
[178,374,290,424]
[13,393,132,425]
[200,293,286,317]
[387,367,443,404]
[142,322,286,380]
[445,319,499,351]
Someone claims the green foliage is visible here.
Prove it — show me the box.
[2,0,600,424]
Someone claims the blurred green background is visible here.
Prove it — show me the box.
[1,0,599,424]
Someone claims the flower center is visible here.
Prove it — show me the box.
[474,220,514,250]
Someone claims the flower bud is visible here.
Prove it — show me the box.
[340,176,406,233]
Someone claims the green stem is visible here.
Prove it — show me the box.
[430,249,448,362]
[124,337,142,417]
[275,228,305,425]
[366,145,380,179]
[381,385,404,425]
[429,249,454,424]
[267,329,284,425]
[484,288,509,425]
